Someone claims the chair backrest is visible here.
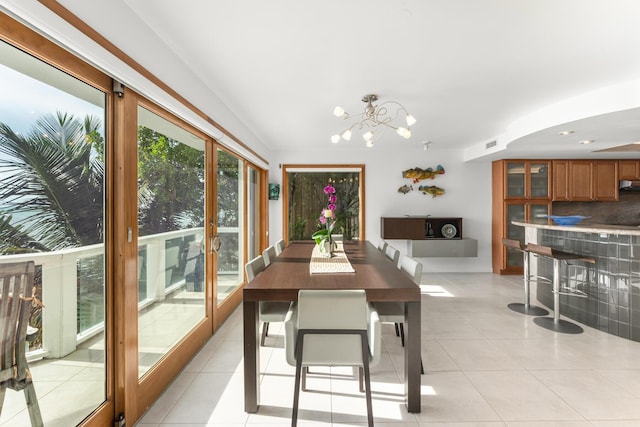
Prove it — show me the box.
[245,255,266,281]
[399,256,423,284]
[284,289,381,367]
[0,261,35,388]
[502,238,526,252]
[262,246,277,266]
[377,241,388,252]
[275,239,286,255]
[384,245,400,266]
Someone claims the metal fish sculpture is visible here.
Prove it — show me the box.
[418,185,445,198]
[402,165,445,183]
[397,184,413,194]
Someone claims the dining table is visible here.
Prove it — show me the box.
[243,240,422,413]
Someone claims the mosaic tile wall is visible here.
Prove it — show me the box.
[536,229,640,341]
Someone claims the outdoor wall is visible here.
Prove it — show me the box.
[269,145,492,273]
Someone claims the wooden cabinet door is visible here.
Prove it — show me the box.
[552,160,570,201]
[594,160,618,201]
[619,160,640,180]
[569,161,593,200]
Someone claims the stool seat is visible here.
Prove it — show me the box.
[526,243,595,334]
[502,239,549,316]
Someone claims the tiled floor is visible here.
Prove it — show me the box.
[136,272,640,427]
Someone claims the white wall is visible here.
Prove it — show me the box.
[268,145,493,272]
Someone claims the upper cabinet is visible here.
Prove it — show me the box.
[619,160,640,180]
[504,161,551,199]
[552,160,618,202]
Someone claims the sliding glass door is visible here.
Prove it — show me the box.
[0,39,109,426]
[136,106,207,378]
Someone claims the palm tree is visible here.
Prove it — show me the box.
[0,111,104,253]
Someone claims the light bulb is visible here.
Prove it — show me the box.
[331,134,340,144]
[341,129,352,141]
[365,140,374,148]
[333,106,345,117]
[396,127,411,139]
[405,114,416,126]
[363,131,374,142]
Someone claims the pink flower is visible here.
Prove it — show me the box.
[329,194,337,203]
[319,215,327,224]
[324,184,336,194]
[328,204,336,212]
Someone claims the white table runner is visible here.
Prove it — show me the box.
[309,242,355,274]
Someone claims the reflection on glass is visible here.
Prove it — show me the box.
[0,40,106,425]
[137,106,206,378]
[530,163,549,198]
[506,162,525,198]
[530,204,550,223]
[217,149,244,305]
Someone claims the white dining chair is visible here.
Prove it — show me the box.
[245,255,290,346]
[374,255,424,373]
[275,239,286,255]
[384,244,400,267]
[284,289,380,427]
[262,245,277,266]
[377,240,388,253]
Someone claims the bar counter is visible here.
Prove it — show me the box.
[513,220,640,341]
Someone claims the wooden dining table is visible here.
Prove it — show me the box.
[243,240,422,413]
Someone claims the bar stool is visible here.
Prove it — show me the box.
[502,238,549,316]
[527,243,596,334]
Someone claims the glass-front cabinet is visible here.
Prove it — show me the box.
[493,160,552,274]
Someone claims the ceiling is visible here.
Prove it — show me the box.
[51,0,640,160]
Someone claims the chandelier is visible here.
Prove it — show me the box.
[331,94,416,148]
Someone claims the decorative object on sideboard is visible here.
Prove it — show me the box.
[331,94,416,148]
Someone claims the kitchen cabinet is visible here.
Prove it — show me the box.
[552,160,618,201]
[619,160,640,180]
[492,160,551,274]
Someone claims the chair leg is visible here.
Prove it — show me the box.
[394,322,400,337]
[421,357,424,375]
[260,322,269,346]
[291,333,305,427]
[359,367,364,393]
[24,383,43,427]
[301,366,308,391]
[360,334,374,427]
[0,388,6,419]
[399,323,405,347]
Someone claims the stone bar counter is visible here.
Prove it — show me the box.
[513,220,640,341]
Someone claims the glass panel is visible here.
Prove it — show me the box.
[217,149,244,305]
[530,204,550,223]
[506,204,525,267]
[506,162,525,198]
[137,106,206,378]
[530,162,550,198]
[0,40,106,425]
[287,172,361,240]
[247,166,261,260]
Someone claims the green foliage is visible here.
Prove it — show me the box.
[137,126,205,235]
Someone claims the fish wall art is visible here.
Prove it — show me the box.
[397,184,413,194]
[418,185,445,198]
[402,164,445,183]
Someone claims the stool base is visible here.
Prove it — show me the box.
[533,316,583,334]
[508,303,549,316]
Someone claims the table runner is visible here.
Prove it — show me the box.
[309,241,355,274]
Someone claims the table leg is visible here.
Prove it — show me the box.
[405,301,421,412]
[243,299,260,412]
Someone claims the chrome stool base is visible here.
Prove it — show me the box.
[508,302,549,316]
[533,316,583,334]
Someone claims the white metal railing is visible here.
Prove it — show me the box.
[0,226,241,359]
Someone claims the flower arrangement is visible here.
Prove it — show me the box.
[312,184,337,252]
